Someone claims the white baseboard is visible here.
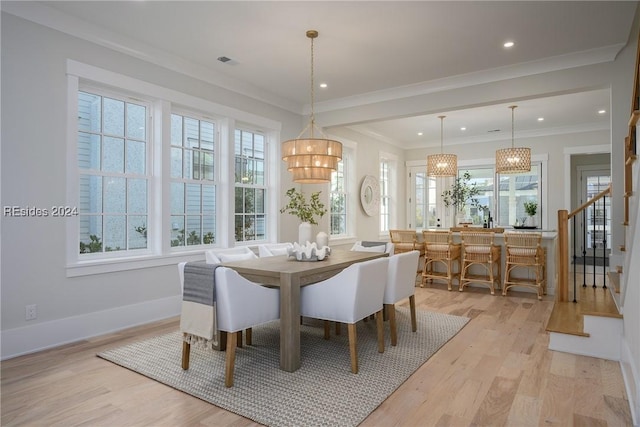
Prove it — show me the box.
[548,315,622,361]
[609,283,623,315]
[610,253,625,271]
[0,295,181,360]
[620,339,640,427]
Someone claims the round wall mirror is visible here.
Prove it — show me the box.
[360,175,380,216]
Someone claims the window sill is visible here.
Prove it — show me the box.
[66,251,205,277]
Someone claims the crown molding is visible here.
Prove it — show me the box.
[308,44,624,115]
[347,121,609,151]
[1,2,302,114]
[2,2,625,120]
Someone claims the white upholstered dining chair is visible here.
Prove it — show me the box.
[300,257,389,374]
[384,250,420,346]
[257,242,293,257]
[350,240,395,255]
[204,247,257,264]
[179,263,280,387]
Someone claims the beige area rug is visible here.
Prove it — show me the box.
[98,308,469,427]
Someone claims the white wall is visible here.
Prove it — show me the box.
[620,130,640,425]
[0,13,301,358]
[327,126,405,241]
[622,187,640,424]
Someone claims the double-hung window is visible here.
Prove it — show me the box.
[458,167,494,225]
[379,159,391,232]
[327,143,356,241]
[413,171,438,229]
[69,61,281,275]
[407,158,545,229]
[330,160,348,236]
[234,128,267,242]
[496,163,541,226]
[77,90,150,254]
[449,164,542,226]
[170,113,216,248]
[379,152,398,233]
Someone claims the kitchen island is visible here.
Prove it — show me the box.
[417,228,558,296]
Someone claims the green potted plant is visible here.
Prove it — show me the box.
[280,188,327,244]
[441,171,484,225]
[523,201,538,227]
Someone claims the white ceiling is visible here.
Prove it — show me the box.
[5,1,637,148]
[345,89,613,148]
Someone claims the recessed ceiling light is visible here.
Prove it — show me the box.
[460,127,466,131]
[537,117,544,122]
[503,41,515,48]
[319,83,328,88]
[417,132,423,136]
[598,109,607,114]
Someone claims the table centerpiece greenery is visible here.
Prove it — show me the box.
[281,188,327,245]
[280,188,327,225]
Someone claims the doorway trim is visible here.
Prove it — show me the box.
[576,164,611,257]
[563,144,610,212]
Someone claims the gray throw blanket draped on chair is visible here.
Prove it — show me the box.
[361,241,387,248]
[180,262,221,348]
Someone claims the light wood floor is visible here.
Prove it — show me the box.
[546,271,621,337]
[1,285,633,427]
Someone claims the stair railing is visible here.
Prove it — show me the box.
[557,185,611,303]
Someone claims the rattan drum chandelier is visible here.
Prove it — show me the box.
[281,30,342,184]
[495,105,531,174]
[427,115,457,177]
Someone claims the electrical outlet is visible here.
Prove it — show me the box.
[25,304,37,321]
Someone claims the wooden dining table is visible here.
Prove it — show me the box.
[221,249,388,372]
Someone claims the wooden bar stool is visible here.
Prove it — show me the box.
[503,232,546,300]
[389,230,425,275]
[459,231,501,295]
[421,230,461,291]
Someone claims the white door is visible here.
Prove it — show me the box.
[408,166,449,229]
[577,166,611,258]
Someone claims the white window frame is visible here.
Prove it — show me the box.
[379,151,398,237]
[328,141,356,245]
[405,154,548,230]
[406,164,448,230]
[330,160,348,237]
[495,162,544,227]
[74,85,156,259]
[233,126,269,244]
[65,60,281,277]
[169,110,218,250]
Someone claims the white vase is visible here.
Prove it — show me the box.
[298,222,312,245]
[316,231,328,248]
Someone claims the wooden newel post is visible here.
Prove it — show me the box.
[557,209,569,302]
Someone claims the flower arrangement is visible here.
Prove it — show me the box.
[524,201,538,217]
[441,171,484,212]
[280,188,327,225]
